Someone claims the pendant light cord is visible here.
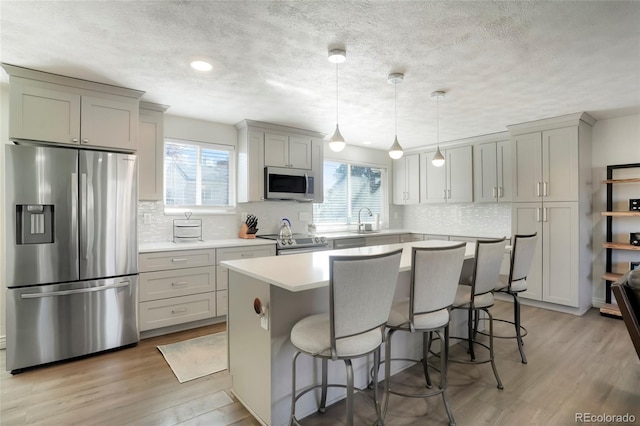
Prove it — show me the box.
[335,62,339,125]
[436,96,439,146]
[394,81,397,135]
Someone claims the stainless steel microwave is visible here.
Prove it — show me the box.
[264,167,315,201]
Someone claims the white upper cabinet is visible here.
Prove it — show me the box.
[475,140,512,203]
[138,102,169,201]
[4,66,143,152]
[236,120,324,202]
[421,145,473,203]
[511,126,579,203]
[392,153,420,205]
[9,78,81,144]
[264,133,312,170]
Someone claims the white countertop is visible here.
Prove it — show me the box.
[138,238,276,253]
[222,239,476,292]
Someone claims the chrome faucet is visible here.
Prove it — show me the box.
[358,207,373,233]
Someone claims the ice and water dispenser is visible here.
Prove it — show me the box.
[15,204,55,245]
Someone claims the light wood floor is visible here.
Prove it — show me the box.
[1,301,639,425]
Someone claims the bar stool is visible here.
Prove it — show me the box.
[289,249,403,426]
[491,233,538,364]
[450,238,507,389]
[382,243,466,426]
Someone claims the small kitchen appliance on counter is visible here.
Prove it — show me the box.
[173,211,202,242]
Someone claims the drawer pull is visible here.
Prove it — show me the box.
[172,281,188,287]
[171,308,188,314]
[172,258,188,262]
[241,253,255,258]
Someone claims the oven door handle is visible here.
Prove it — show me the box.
[278,246,329,255]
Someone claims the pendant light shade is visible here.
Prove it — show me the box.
[431,91,446,167]
[328,48,346,152]
[388,136,403,159]
[388,73,404,159]
[432,146,445,167]
[328,124,346,152]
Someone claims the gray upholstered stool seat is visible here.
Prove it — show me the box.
[290,313,383,358]
[388,299,450,330]
[453,286,494,309]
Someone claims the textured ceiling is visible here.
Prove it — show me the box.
[1,1,639,152]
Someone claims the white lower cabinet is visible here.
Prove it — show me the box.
[139,249,217,332]
[216,245,276,317]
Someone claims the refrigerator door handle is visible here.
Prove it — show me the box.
[21,280,131,299]
[71,172,78,248]
[81,172,88,259]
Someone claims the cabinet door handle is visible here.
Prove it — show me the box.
[543,207,548,222]
[543,182,548,197]
[171,308,188,315]
[492,187,497,198]
[171,281,188,287]
[447,189,451,199]
[82,138,89,144]
[536,208,541,222]
[443,189,447,199]
[172,258,188,262]
[498,187,504,198]
[72,138,79,143]
[536,182,542,197]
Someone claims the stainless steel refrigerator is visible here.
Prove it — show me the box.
[4,143,139,373]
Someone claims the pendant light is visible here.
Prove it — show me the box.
[388,73,404,160]
[328,48,346,152]
[431,91,445,167]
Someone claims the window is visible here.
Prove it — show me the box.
[313,160,386,227]
[164,138,235,210]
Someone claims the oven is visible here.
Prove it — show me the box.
[257,234,331,255]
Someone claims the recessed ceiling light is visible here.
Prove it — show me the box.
[190,60,213,71]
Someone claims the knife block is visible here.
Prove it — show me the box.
[238,223,256,239]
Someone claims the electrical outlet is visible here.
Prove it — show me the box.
[260,313,269,330]
[299,212,311,221]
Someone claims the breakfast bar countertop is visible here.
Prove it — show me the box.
[222,239,475,292]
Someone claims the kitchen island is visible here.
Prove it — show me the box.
[222,239,477,426]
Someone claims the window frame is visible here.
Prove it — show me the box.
[313,159,389,232]
[163,137,236,215]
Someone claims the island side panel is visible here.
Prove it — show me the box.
[228,270,271,425]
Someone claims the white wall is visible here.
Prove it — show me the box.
[591,114,640,306]
[1,81,8,347]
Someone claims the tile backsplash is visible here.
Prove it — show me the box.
[138,201,313,243]
[402,203,511,238]
[138,201,510,243]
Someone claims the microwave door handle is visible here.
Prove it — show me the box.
[304,173,309,194]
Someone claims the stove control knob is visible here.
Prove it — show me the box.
[320,237,326,243]
[287,239,294,245]
[314,237,320,243]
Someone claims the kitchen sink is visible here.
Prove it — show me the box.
[352,230,380,234]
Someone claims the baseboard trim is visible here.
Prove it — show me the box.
[140,316,225,340]
[493,293,591,316]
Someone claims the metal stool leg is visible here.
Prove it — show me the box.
[290,351,301,426]
[513,293,527,364]
[383,329,395,418]
[345,359,354,426]
[467,309,476,361]
[318,358,328,413]
[373,347,384,426]
[422,331,433,388]
[440,326,456,426]
[486,308,504,389]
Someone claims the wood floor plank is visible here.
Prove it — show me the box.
[1,302,638,425]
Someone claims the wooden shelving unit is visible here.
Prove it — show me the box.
[600,163,640,319]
